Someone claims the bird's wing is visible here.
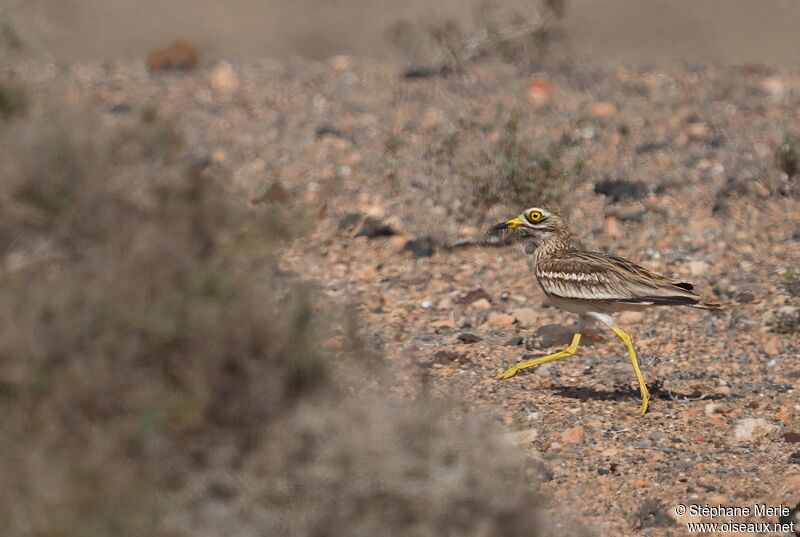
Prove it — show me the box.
[535,250,702,305]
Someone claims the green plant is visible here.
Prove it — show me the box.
[0,11,23,50]
[0,80,26,118]
[784,269,800,296]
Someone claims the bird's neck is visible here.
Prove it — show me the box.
[529,231,573,264]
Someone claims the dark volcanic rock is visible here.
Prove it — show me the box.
[457,288,492,304]
[458,333,482,344]
[595,179,647,201]
[355,217,395,238]
[404,237,435,258]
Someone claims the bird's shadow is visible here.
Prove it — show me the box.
[548,380,726,403]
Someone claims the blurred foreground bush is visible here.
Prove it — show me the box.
[0,110,547,536]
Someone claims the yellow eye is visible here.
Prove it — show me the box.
[526,210,543,223]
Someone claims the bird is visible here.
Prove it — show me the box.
[492,206,721,414]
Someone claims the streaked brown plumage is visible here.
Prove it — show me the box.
[493,206,721,414]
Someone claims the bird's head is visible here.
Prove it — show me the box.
[493,207,569,242]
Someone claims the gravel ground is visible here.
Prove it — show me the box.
[9,56,799,535]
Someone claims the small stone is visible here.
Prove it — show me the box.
[488,312,516,327]
[560,426,586,444]
[472,298,491,311]
[404,237,435,259]
[338,212,361,231]
[432,319,456,330]
[704,402,724,416]
[734,418,779,442]
[687,122,710,140]
[588,101,616,118]
[210,61,240,94]
[457,288,492,304]
[146,39,198,72]
[532,324,574,348]
[763,335,782,355]
[688,260,709,276]
[511,307,539,328]
[355,217,395,238]
[420,300,433,309]
[458,225,479,238]
[784,432,800,443]
[432,350,468,364]
[458,333,482,344]
[604,216,623,238]
[506,336,524,346]
[108,103,131,115]
[760,76,785,98]
[329,55,353,71]
[595,179,647,202]
[364,205,387,219]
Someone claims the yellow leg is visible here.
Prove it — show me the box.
[496,333,582,380]
[609,326,650,415]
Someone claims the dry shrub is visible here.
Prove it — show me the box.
[170,398,546,537]
[0,79,27,118]
[461,115,580,214]
[0,10,23,51]
[0,110,314,536]
[389,0,566,71]
[0,110,551,536]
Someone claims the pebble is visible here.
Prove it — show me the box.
[604,216,623,239]
[688,260,709,276]
[146,39,198,71]
[763,335,782,355]
[458,333,482,344]
[488,312,516,327]
[560,426,587,444]
[687,122,710,140]
[472,298,492,311]
[734,418,779,442]
[594,179,647,201]
[458,288,492,304]
[527,79,551,109]
[506,336,524,346]
[588,101,616,118]
[511,307,539,328]
[210,61,240,94]
[355,217,395,238]
[404,237,435,259]
[329,55,353,72]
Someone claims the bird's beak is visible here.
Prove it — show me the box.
[494,217,524,230]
